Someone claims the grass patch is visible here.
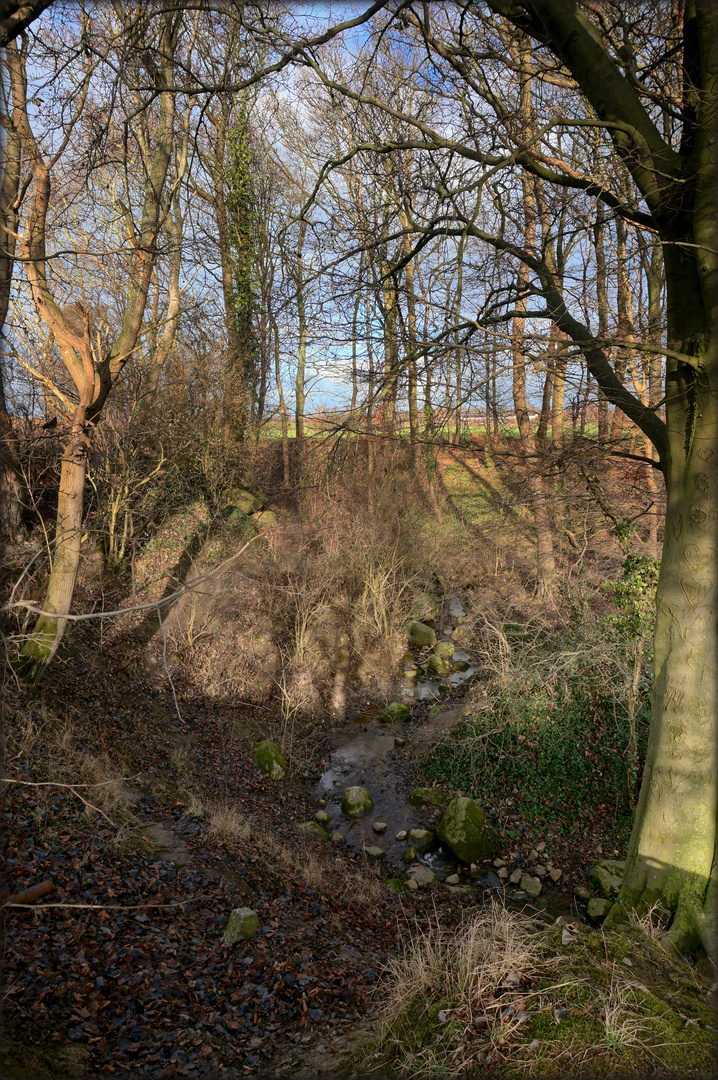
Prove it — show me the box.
[367,913,715,1079]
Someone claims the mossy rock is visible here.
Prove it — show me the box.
[409,787,446,808]
[386,877,410,895]
[587,897,612,923]
[297,821,329,842]
[378,701,411,723]
[587,859,624,899]
[223,907,259,944]
[432,640,455,660]
[427,653,452,675]
[341,786,374,819]
[224,487,266,514]
[410,590,439,624]
[406,827,437,853]
[436,797,499,864]
[252,740,286,779]
[405,621,437,648]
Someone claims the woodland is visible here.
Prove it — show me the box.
[0,2,716,1078]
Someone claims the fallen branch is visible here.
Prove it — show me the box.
[2,894,219,911]
[1,878,55,906]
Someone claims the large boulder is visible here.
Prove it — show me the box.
[587,860,625,899]
[223,907,259,944]
[224,487,265,514]
[436,797,499,865]
[405,621,437,648]
[378,701,411,723]
[252,740,286,779]
[341,786,374,819]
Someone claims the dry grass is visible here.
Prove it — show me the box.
[375,901,553,1075]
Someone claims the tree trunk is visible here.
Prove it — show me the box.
[610,381,717,955]
[17,422,87,679]
[295,218,307,449]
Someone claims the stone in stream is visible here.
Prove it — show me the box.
[365,846,386,860]
[297,821,329,842]
[410,591,439,624]
[373,821,387,834]
[340,786,374,819]
[395,830,408,841]
[436,797,499,865]
[520,874,543,898]
[252,740,286,779]
[409,787,446,809]
[427,654,452,676]
[452,659,471,672]
[378,702,411,723]
[433,640,455,660]
[587,860,625,899]
[331,831,345,844]
[401,846,418,864]
[314,810,330,824]
[573,885,591,901]
[407,864,437,888]
[405,621,437,648]
[406,828,436,854]
[587,897,613,923]
[445,873,460,886]
[223,907,259,944]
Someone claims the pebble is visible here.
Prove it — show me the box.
[395,830,407,841]
[365,846,385,859]
[493,857,506,868]
[331,831,344,844]
[536,842,546,852]
[314,810,330,824]
[445,873,460,885]
[528,849,539,863]
[406,878,419,891]
[549,868,562,883]
[498,866,508,880]
[372,821,387,834]
[509,868,522,884]
[534,864,547,877]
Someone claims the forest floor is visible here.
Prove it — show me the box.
[2,442,715,1079]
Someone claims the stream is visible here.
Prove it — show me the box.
[313,594,582,923]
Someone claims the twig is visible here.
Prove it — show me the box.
[2,894,219,911]
[1,879,55,906]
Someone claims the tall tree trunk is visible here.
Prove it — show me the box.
[593,206,610,441]
[295,218,307,450]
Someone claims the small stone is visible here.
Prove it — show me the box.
[498,867,508,880]
[534,864,547,878]
[365,846,385,860]
[621,957,633,967]
[520,874,543,898]
[528,1039,540,1052]
[561,928,577,945]
[406,878,419,891]
[386,878,408,895]
[573,885,591,901]
[586,897,612,923]
[331,831,344,844]
[223,907,259,944]
[394,737,407,749]
[549,868,562,883]
[509,868,522,885]
[318,798,327,807]
[493,857,506,868]
[432,640,455,659]
[314,810,330,824]
[504,971,520,987]
[528,849,539,863]
[536,842,546,852]
[407,864,437,888]
[395,830,407,841]
[373,821,387,834]
[445,873,460,885]
[401,847,418,864]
